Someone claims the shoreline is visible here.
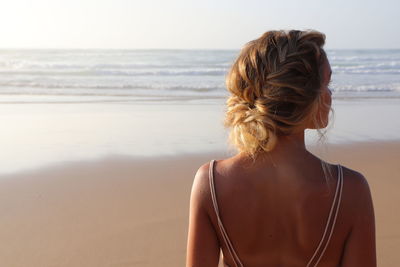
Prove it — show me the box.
[1,139,398,178]
[1,97,399,175]
[0,140,399,266]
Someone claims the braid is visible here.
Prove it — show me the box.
[224,29,326,158]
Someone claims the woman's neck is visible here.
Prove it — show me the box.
[239,131,312,167]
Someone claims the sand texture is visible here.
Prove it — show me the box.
[0,141,399,266]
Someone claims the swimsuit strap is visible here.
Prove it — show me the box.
[209,159,244,267]
[306,164,344,267]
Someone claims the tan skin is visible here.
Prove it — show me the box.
[186,58,376,267]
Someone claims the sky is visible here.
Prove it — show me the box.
[0,0,398,49]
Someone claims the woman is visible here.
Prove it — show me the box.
[186,30,376,267]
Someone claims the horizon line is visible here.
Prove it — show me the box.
[0,47,399,51]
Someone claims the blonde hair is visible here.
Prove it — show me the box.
[224,30,328,159]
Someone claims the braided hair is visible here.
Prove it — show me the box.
[224,30,327,158]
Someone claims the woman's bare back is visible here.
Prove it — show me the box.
[188,151,376,267]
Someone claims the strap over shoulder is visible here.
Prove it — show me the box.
[208,159,244,267]
[306,164,344,267]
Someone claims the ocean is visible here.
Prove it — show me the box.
[0,49,399,175]
[0,49,400,103]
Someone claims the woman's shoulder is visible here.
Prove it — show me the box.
[339,164,370,193]
[193,157,236,181]
[324,163,374,229]
[191,158,238,207]
[193,159,215,186]
[305,153,369,188]
[190,160,216,214]
[317,160,371,198]
[192,158,232,191]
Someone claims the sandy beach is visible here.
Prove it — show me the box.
[1,7,399,267]
[0,141,398,266]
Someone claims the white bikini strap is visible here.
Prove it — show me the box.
[209,159,244,267]
[306,164,344,267]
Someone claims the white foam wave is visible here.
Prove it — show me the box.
[0,68,227,76]
[332,83,400,92]
[1,49,400,101]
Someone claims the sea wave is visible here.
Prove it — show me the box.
[0,61,227,70]
[0,82,225,93]
[332,83,400,92]
[0,68,227,76]
[1,49,400,101]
